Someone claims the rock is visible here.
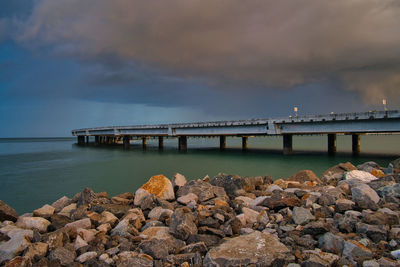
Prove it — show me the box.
[357,223,387,243]
[178,242,208,254]
[140,175,175,201]
[23,242,48,259]
[391,158,400,169]
[49,214,72,230]
[292,207,314,225]
[265,184,282,193]
[141,226,173,240]
[16,217,50,233]
[318,232,344,254]
[74,235,88,250]
[346,170,379,183]
[352,184,380,209]
[169,208,197,240]
[342,240,373,265]
[76,251,97,263]
[177,180,215,202]
[177,193,198,205]
[77,228,96,243]
[302,220,331,236]
[76,187,97,207]
[209,174,247,198]
[3,256,31,267]
[0,230,31,263]
[111,196,130,205]
[362,259,380,267]
[260,193,301,211]
[203,231,293,266]
[33,204,55,218]
[0,200,18,222]
[48,247,76,266]
[377,183,400,199]
[286,170,322,184]
[90,203,131,218]
[321,162,357,185]
[64,218,91,232]
[58,203,77,218]
[235,196,253,207]
[138,238,184,259]
[117,253,153,267]
[357,161,380,172]
[148,207,173,221]
[133,188,151,207]
[173,173,187,187]
[99,211,118,226]
[302,248,340,266]
[377,257,399,266]
[187,234,221,248]
[51,196,72,213]
[41,229,68,250]
[241,207,259,225]
[335,199,355,213]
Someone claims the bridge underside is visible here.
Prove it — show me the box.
[72,111,400,154]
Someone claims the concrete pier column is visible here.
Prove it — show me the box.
[242,137,248,151]
[283,134,293,155]
[77,136,85,145]
[100,136,104,144]
[179,136,187,151]
[85,136,89,144]
[158,136,164,150]
[352,134,360,154]
[220,136,226,150]
[95,136,99,145]
[105,137,109,144]
[328,134,337,154]
[142,137,147,149]
[123,136,130,149]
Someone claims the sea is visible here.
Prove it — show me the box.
[0,135,399,214]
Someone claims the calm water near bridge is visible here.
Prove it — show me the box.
[0,135,399,213]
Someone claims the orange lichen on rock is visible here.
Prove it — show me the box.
[371,169,385,178]
[141,175,175,200]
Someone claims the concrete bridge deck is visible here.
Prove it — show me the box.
[72,110,400,154]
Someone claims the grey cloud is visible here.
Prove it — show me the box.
[14,0,400,105]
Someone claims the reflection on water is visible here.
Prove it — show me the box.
[0,135,399,213]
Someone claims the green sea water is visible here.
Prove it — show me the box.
[0,135,399,214]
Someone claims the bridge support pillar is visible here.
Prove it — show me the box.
[179,136,187,151]
[77,136,85,145]
[158,137,164,150]
[328,134,337,154]
[142,137,147,149]
[242,137,248,151]
[352,134,360,154]
[123,136,130,149]
[85,136,89,144]
[95,136,99,145]
[220,136,226,150]
[283,134,293,155]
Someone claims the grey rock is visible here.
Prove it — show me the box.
[351,183,380,210]
[362,259,379,267]
[335,198,355,213]
[356,222,387,243]
[342,240,373,265]
[321,162,357,186]
[318,232,344,254]
[377,183,400,199]
[177,180,216,202]
[51,196,73,213]
[292,207,314,225]
[76,187,97,207]
[357,161,380,172]
[169,208,197,240]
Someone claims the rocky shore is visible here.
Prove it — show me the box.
[1,159,400,267]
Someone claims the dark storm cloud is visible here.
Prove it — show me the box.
[9,0,400,106]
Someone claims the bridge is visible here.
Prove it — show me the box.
[72,110,400,154]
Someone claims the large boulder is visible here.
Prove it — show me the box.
[140,175,175,201]
[286,170,322,184]
[0,200,18,222]
[203,231,293,266]
[0,228,32,263]
[321,162,357,185]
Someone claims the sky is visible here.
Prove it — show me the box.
[0,0,399,137]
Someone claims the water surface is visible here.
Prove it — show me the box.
[0,135,398,213]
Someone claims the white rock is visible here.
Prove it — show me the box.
[76,251,97,263]
[391,249,400,259]
[33,204,55,217]
[345,170,378,183]
[0,230,32,262]
[177,193,198,205]
[16,216,51,233]
[134,188,151,206]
